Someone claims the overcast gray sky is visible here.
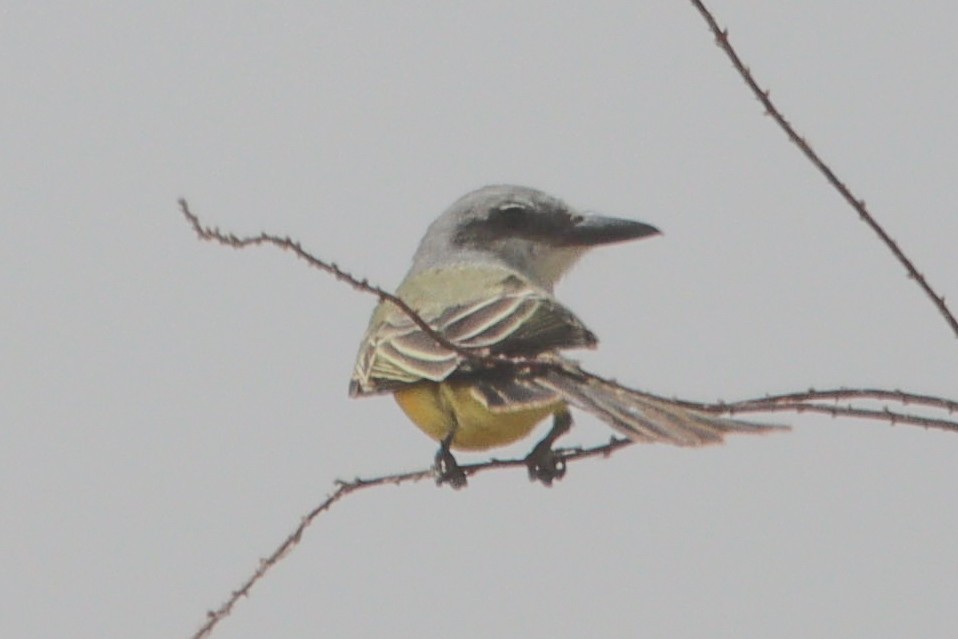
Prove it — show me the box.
[3,2,957,638]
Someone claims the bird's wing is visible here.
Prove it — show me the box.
[349,270,596,396]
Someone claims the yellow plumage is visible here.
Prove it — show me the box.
[393,381,565,450]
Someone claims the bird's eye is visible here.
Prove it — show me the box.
[490,204,531,227]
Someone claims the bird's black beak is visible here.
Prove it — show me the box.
[557,214,661,247]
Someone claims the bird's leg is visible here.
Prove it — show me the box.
[525,409,573,486]
[434,426,467,489]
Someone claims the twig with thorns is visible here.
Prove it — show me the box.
[688,0,958,340]
[180,198,958,639]
[182,3,957,636]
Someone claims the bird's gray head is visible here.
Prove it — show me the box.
[408,185,660,290]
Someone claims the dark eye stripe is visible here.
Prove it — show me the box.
[490,204,531,227]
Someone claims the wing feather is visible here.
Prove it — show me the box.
[349,269,595,396]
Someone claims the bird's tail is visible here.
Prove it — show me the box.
[538,365,787,446]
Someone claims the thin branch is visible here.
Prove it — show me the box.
[722,401,958,434]
[182,8,958,636]
[190,378,958,638]
[686,0,958,340]
[544,368,958,434]
[179,199,605,381]
[574,371,958,416]
[181,199,958,638]
[189,467,433,639]
[189,437,633,639]
[179,199,471,359]
[179,199,571,379]
[723,388,958,414]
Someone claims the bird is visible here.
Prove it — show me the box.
[349,185,784,487]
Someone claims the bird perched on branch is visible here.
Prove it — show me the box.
[350,185,783,487]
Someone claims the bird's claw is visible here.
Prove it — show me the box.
[525,443,567,486]
[434,446,468,489]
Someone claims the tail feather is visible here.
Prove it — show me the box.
[538,366,787,446]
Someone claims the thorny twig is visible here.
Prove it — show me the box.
[688,0,958,339]
[181,200,958,639]
[183,5,957,636]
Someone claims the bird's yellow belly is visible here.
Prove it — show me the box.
[393,381,563,451]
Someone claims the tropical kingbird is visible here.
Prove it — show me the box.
[349,185,783,487]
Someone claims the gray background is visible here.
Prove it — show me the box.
[3,2,957,638]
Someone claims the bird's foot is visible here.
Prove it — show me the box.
[525,440,567,487]
[434,445,468,489]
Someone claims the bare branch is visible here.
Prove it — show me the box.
[687,0,958,340]
[721,388,958,414]
[189,438,632,639]
[181,8,958,636]
[179,199,472,359]
[180,199,958,638]
[189,379,958,638]
[189,467,433,639]
[179,199,611,381]
[722,401,958,434]
[181,0,958,617]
